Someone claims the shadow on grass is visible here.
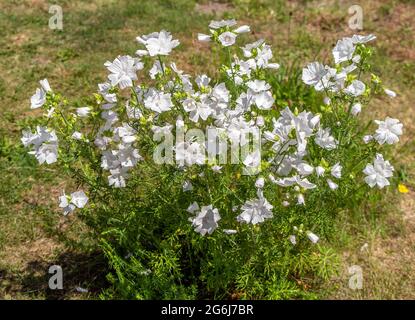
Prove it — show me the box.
[0,250,108,300]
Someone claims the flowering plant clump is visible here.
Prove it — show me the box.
[22,20,403,299]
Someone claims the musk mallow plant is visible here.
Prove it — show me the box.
[21,20,403,299]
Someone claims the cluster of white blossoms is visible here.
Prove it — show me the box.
[21,20,403,243]
[301,34,403,192]
[93,62,145,187]
[197,19,250,46]
[21,126,58,165]
[302,35,376,94]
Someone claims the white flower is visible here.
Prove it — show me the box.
[144,88,173,113]
[297,194,305,205]
[374,117,403,145]
[351,103,362,116]
[302,62,327,87]
[108,167,128,188]
[255,43,278,69]
[223,229,237,235]
[363,153,394,189]
[30,88,46,109]
[209,19,237,29]
[35,143,58,164]
[234,25,250,34]
[289,235,296,245]
[98,82,117,104]
[315,166,325,177]
[71,131,83,140]
[253,91,274,110]
[352,55,361,63]
[218,31,237,47]
[183,97,213,123]
[237,191,273,225]
[71,190,88,208]
[324,97,331,105]
[149,60,164,79]
[242,39,264,57]
[30,79,52,109]
[100,137,142,188]
[315,128,338,150]
[307,231,319,244]
[331,163,342,179]
[136,30,180,56]
[255,177,265,189]
[344,80,365,97]
[204,19,249,48]
[246,80,274,110]
[242,150,261,168]
[247,79,270,92]
[59,192,75,215]
[105,55,143,89]
[39,79,52,92]
[273,175,317,190]
[292,110,320,151]
[20,127,48,147]
[191,205,221,236]
[152,124,173,137]
[114,124,137,143]
[363,153,394,188]
[195,74,211,88]
[135,49,148,56]
[294,162,314,176]
[197,33,211,42]
[187,202,200,214]
[175,141,206,166]
[21,126,59,164]
[332,37,355,64]
[176,117,184,128]
[351,34,376,44]
[46,107,55,118]
[363,135,373,144]
[319,67,346,92]
[211,165,222,172]
[170,63,192,93]
[384,88,397,98]
[212,82,230,104]
[256,116,265,127]
[183,180,193,192]
[59,190,88,215]
[76,107,91,118]
[327,179,338,190]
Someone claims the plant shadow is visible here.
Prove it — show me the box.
[0,250,108,300]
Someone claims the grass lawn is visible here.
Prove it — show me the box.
[0,0,414,299]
